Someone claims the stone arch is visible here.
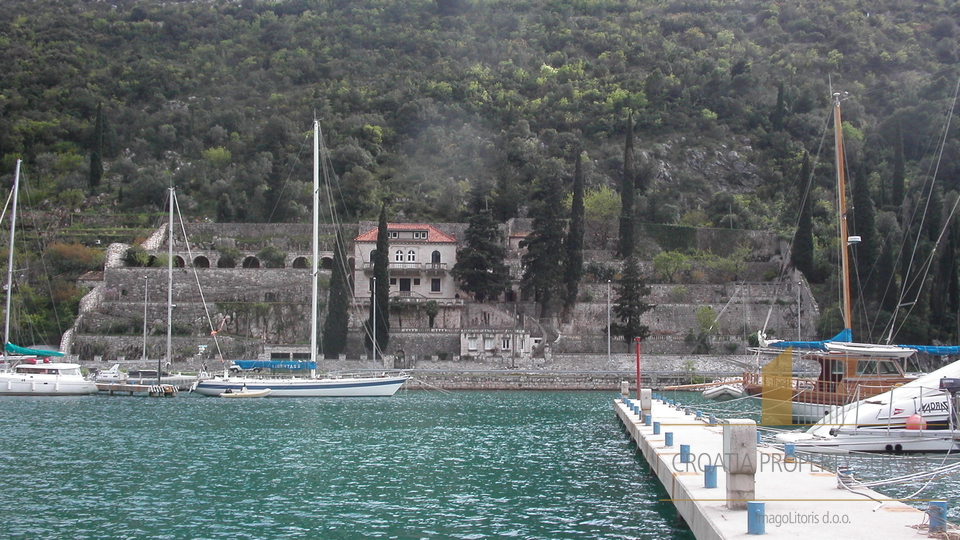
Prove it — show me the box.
[174,256,185,268]
[242,256,261,269]
[321,257,333,270]
[292,256,309,269]
[193,256,210,268]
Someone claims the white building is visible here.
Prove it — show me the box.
[353,223,460,303]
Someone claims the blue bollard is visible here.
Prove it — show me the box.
[704,464,717,488]
[784,443,796,462]
[709,415,717,425]
[653,422,660,435]
[747,501,765,535]
[665,432,674,447]
[644,414,652,426]
[685,407,692,415]
[757,430,762,444]
[696,410,702,418]
[930,501,948,533]
[680,444,691,463]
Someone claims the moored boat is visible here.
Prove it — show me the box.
[0,357,98,396]
[219,387,271,398]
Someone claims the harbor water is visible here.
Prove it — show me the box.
[0,391,695,539]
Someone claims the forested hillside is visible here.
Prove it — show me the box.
[2,0,960,346]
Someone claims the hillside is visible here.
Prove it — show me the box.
[2,0,960,346]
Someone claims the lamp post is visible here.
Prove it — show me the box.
[635,337,642,400]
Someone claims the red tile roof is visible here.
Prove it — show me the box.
[355,223,456,243]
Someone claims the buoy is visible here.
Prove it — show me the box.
[905,414,926,430]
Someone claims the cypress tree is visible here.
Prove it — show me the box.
[791,152,815,280]
[563,152,585,312]
[891,126,906,214]
[89,102,104,191]
[618,114,636,258]
[322,227,350,359]
[366,204,391,360]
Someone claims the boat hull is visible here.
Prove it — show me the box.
[778,430,959,454]
[193,375,408,397]
[0,374,98,396]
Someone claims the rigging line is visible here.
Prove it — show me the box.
[172,191,226,364]
[887,75,960,343]
[266,129,313,224]
[16,169,66,340]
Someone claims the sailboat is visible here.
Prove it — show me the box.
[748,93,960,452]
[0,160,98,396]
[193,121,408,397]
[746,93,960,427]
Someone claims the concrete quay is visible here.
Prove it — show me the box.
[615,395,937,539]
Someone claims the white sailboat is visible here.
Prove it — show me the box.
[0,160,97,396]
[193,121,408,397]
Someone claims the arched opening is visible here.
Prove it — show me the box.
[193,256,210,268]
[321,257,334,270]
[242,256,261,269]
[292,256,309,268]
[432,251,441,264]
[217,257,236,268]
[174,256,185,268]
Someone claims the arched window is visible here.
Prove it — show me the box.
[193,256,210,268]
[407,250,416,262]
[432,251,441,264]
[395,249,404,262]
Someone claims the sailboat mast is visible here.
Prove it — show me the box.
[311,121,320,377]
[4,159,21,360]
[833,93,854,332]
[165,187,174,385]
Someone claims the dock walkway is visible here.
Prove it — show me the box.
[616,395,934,539]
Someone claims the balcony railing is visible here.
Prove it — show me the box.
[362,262,448,273]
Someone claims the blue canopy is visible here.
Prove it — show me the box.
[766,328,960,356]
[5,343,65,357]
[766,329,853,351]
[232,360,316,371]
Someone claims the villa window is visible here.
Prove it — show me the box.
[502,337,511,350]
[395,250,404,262]
[407,250,416,262]
[431,278,441,292]
[468,336,478,351]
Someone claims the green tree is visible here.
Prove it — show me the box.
[563,152,585,313]
[521,162,567,318]
[452,208,510,303]
[322,228,350,359]
[611,255,653,344]
[366,204,390,359]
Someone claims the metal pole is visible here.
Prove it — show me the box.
[797,280,802,341]
[372,276,377,362]
[310,120,319,378]
[4,159,21,364]
[142,275,148,361]
[635,337,642,399]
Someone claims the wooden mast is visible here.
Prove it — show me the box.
[833,93,854,333]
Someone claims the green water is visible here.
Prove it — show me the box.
[0,391,694,539]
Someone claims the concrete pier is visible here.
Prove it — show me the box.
[615,396,932,539]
